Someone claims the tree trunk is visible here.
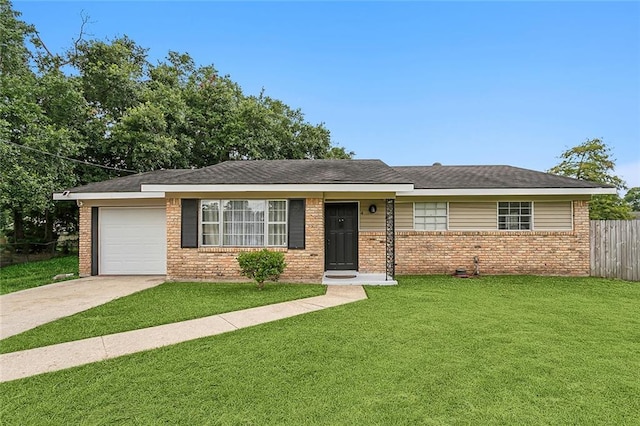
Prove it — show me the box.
[13,210,25,241]
[44,210,53,242]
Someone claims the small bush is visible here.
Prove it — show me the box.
[237,249,287,289]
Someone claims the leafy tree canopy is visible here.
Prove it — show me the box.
[1,0,84,241]
[624,187,640,212]
[548,138,633,220]
[0,0,353,244]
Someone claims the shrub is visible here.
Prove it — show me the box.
[237,249,286,290]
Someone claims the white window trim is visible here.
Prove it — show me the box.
[200,200,221,246]
[570,200,574,231]
[529,201,535,230]
[496,201,533,231]
[266,200,288,247]
[413,201,448,231]
[200,199,288,247]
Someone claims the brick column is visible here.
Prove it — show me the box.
[281,198,325,282]
[573,200,591,275]
[166,198,182,278]
[78,205,92,277]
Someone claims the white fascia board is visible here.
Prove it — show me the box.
[53,192,165,200]
[397,187,618,196]
[141,183,415,193]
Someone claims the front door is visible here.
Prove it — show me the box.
[325,203,358,270]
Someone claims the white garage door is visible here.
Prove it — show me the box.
[100,207,167,275]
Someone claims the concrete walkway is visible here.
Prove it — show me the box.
[0,276,165,339]
[0,285,367,382]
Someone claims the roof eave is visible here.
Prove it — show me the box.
[397,187,618,196]
[53,186,615,200]
[53,191,166,200]
[141,183,415,193]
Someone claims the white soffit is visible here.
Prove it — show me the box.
[53,186,615,199]
[53,192,166,200]
[141,184,415,193]
[397,188,618,196]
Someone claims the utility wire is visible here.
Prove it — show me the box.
[2,140,138,174]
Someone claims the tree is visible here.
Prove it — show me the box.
[72,36,151,181]
[70,45,352,174]
[0,1,84,242]
[1,1,354,246]
[624,187,640,212]
[548,138,633,220]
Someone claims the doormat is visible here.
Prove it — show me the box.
[324,274,358,279]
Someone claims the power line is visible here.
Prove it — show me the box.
[2,140,138,174]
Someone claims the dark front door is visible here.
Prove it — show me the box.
[325,203,358,270]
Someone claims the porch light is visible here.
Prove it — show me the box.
[368,204,377,214]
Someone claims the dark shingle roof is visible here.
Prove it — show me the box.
[151,159,412,185]
[392,165,611,189]
[60,161,612,194]
[66,169,193,193]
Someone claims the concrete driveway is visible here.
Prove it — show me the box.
[1,285,367,382]
[0,276,165,339]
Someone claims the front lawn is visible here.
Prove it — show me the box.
[0,282,325,354]
[1,276,638,424]
[0,256,78,295]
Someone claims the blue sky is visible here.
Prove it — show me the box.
[15,1,640,188]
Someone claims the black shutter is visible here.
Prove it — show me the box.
[288,199,305,249]
[181,199,199,248]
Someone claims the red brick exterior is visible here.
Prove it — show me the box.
[393,200,591,276]
[78,205,91,277]
[166,197,325,282]
[358,232,386,273]
[79,199,590,280]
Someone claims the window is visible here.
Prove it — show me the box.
[268,201,287,246]
[201,200,287,247]
[223,200,265,246]
[498,202,531,230]
[201,201,220,245]
[415,202,447,230]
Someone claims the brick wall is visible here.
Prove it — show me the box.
[358,232,386,273]
[394,200,591,276]
[78,205,91,277]
[82,198,590,279]
[166,197,325,282]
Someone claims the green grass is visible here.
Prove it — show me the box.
[0,256,78,295]
[0,281,325,354]
[1,276,639,425]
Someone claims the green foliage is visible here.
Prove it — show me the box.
[589,194,635,220]
[237,249,287,289]
[74,36,147,117]
[624,187,640,211]
[0,1,353,244]
[0,0,33,77]
[0,255,78,295]
[0,2,83,241]
[548,138,633,219]
[548,138,626,189]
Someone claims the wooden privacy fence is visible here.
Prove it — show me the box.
[590,220,640,281]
